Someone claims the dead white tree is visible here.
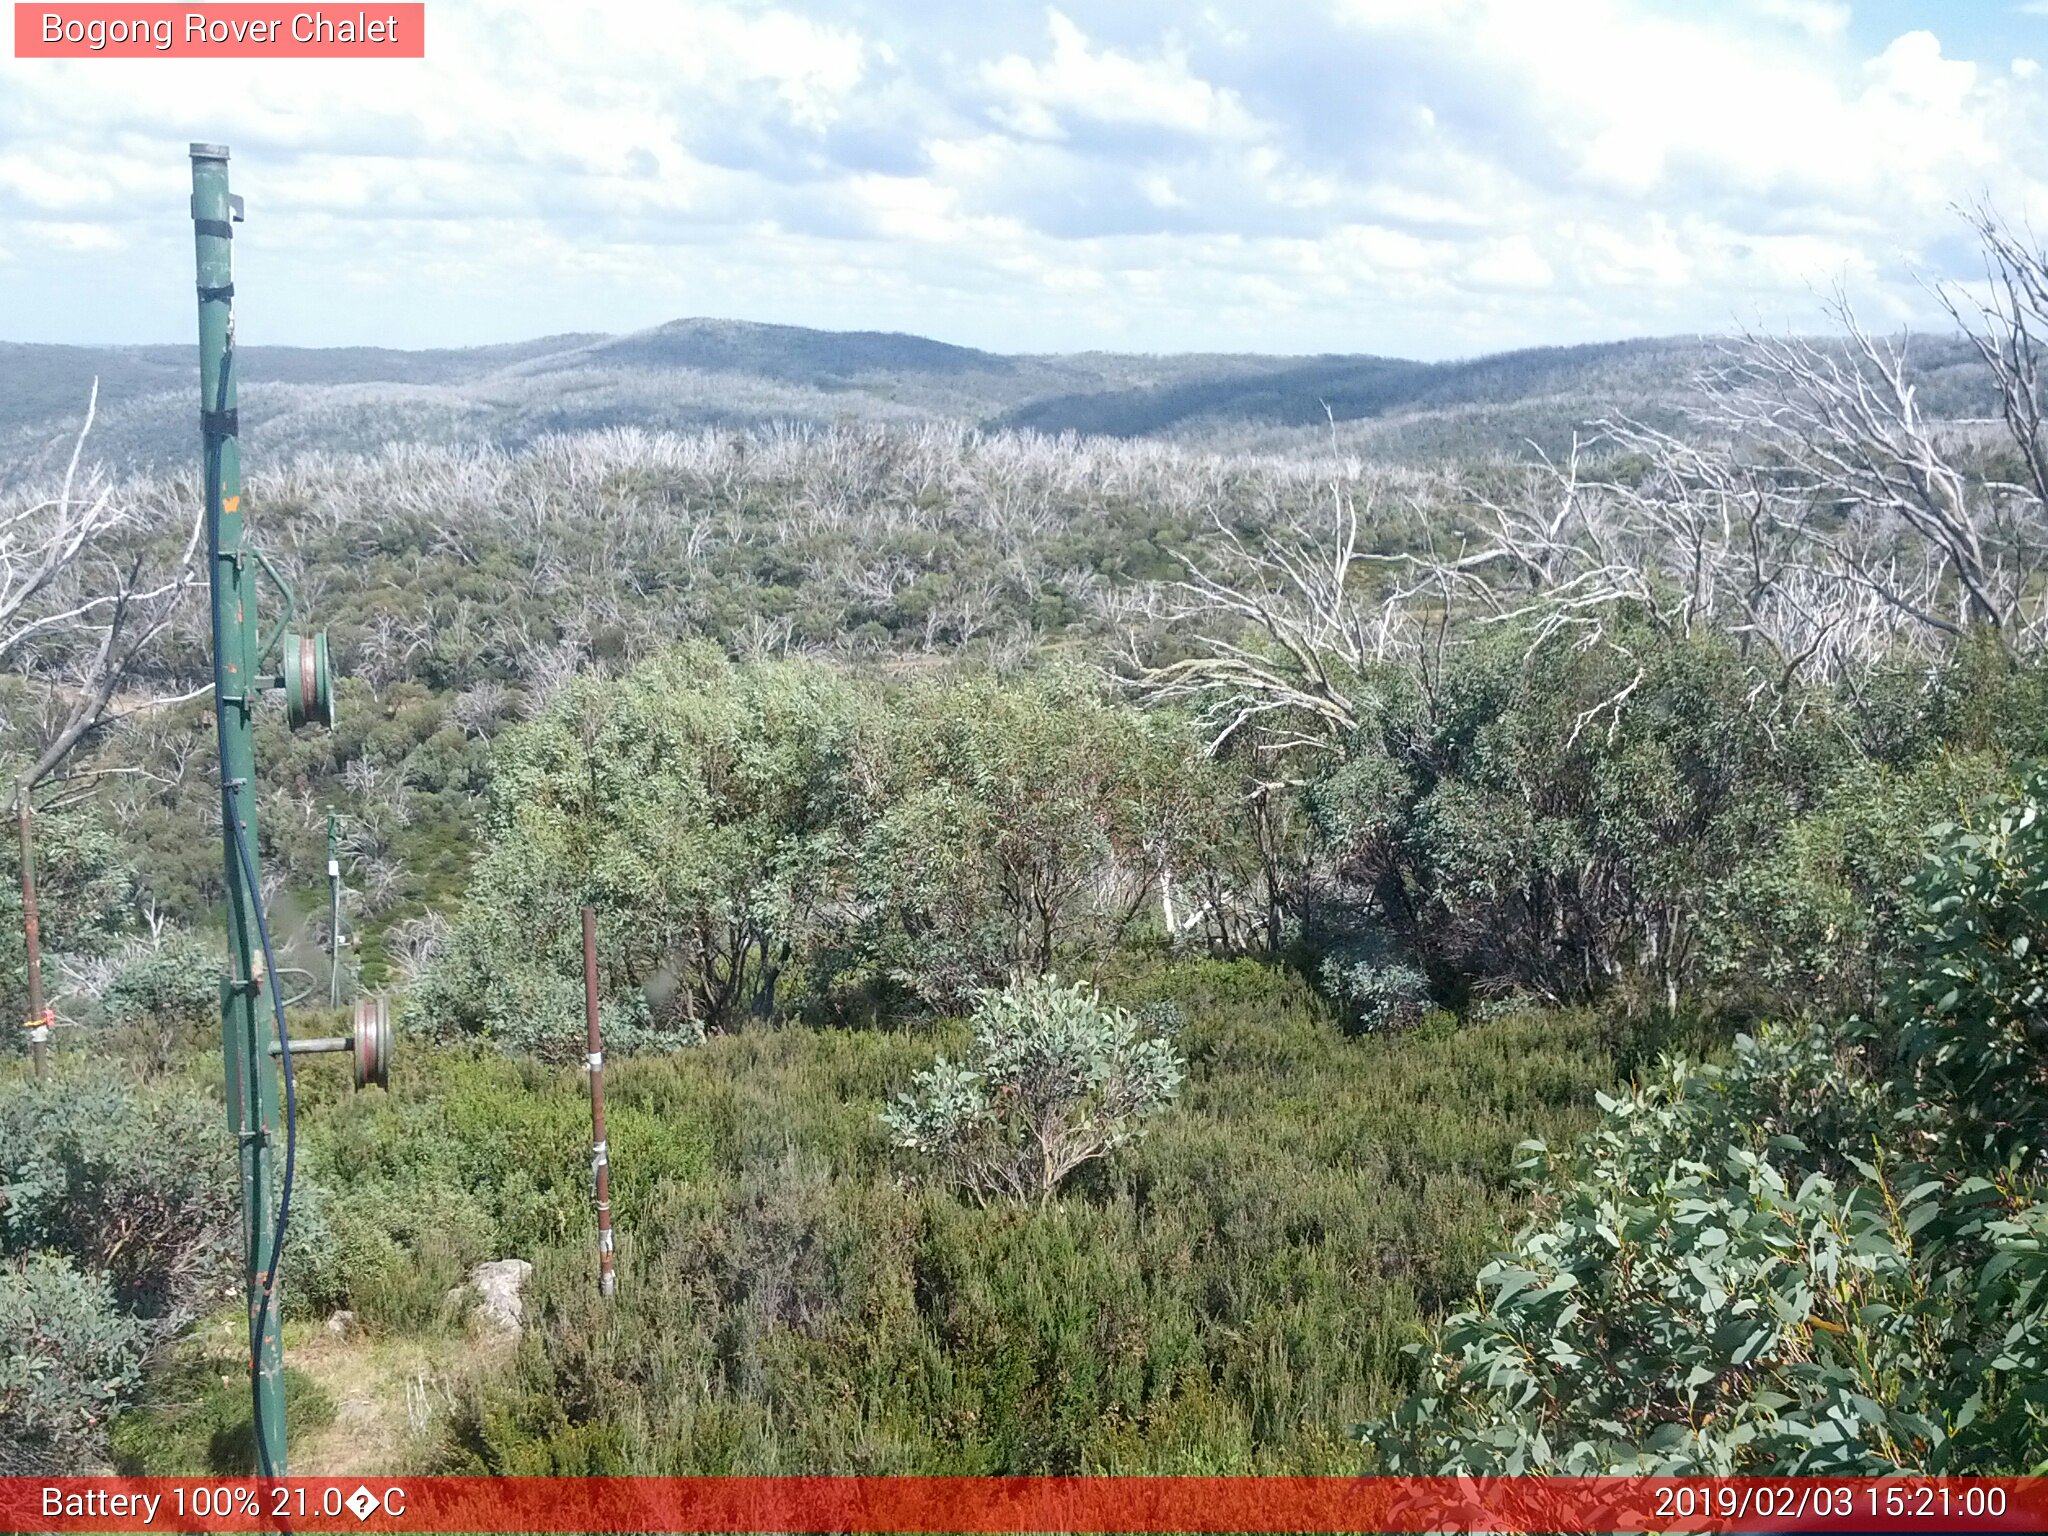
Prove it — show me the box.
[1703,316,2037,650]
[1135,206,2048,775]
[1433,419,1932,688]
[1136,485,1447,757]
[1931,201,2048,650]
[2,383,207,806]
[1,385,205,1069]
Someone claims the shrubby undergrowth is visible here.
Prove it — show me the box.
[413,960,1615,1473]
[7,286,2048,1477]
[0,1062,235,1470]
[0,1254,147,1474]
[1374,775,2048,1473]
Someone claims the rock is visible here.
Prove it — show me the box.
[451,1258,531,1336]
[325,1309,357,1337]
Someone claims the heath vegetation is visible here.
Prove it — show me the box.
[3,209,2046,1477]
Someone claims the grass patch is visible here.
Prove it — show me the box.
[112,1343,335,1476]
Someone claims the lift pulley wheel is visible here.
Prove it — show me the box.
[282,630,334,730]
[352,994,391,1090]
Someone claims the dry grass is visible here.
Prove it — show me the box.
[286,1322,477,1476]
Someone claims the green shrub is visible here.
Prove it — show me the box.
[1315,941,1430,1033]
[847,671,1225,1009]
[1304,619,1844,1014]
[0,1063,235,1323]
[436,966,1617,1475]
[1372,774,2048,1474]
[1700,753,2011,1016]
[0,1254,148,1474]
[1889,772,2048,1171]
[283,1172,495,1329]
[882,976,1184,1206]
[413,644,865,1048]
[102,932,221,1032]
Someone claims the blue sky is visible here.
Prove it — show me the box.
[5,0,2048,357]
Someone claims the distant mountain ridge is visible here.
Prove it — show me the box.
[574,318,1014,381]
[0,317,1984,474]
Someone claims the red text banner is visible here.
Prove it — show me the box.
[3,1476,2047,1533]
[14,4,424,57]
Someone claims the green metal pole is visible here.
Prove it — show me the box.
[327,812,342,1007]
[191,142,286,1476]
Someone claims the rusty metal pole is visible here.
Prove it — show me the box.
[18,802,49,1081]
[327,812,343,1007]
[582,906,616,1298]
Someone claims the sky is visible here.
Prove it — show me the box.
[5,0,2048,358]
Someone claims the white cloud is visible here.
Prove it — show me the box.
[1744,0,1853,39]
[0,0,2044,356]
[1467,235,1555,291]
[981,10,1263,142]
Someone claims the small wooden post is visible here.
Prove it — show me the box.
[18,801,49,1081]
[327,812,343,1006]
[582,905,616,1298]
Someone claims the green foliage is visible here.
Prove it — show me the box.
[1294,621,2048,1024]
[1701,753,2012,1016]
[426,959,1615,1475]
[0,1061,234,1474]
[102,932,222,1032]
[415,643,861,1048]
[0,802,128,1033]
[1307,618,1842,1013]
[882,976,1184,1205]
[0,1062,235,1322]
[1315,934,1430,1034]
[284,1170,497,1330]
[1889,775,2048,1172]
[418,651,1221,1043]
[0,1254,148,1474]
[1372,773,2048,1475]
[848,670,1223,1009]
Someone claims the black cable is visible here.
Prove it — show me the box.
[231,790,297,1480]
[204,316,297,1479]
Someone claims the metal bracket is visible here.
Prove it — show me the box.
[246,543,298,666]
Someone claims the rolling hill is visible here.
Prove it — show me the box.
[0,318,1986,475]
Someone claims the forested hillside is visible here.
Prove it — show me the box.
[0,324,1762,473]
[3,216,2045,1480]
